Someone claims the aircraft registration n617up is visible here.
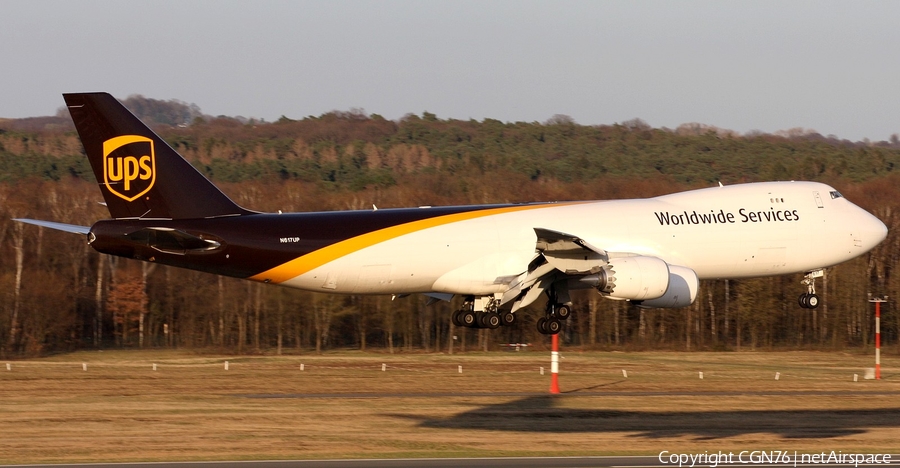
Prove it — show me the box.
[17,93,888,335]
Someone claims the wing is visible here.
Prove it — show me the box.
[503,228,611,312]
[502,228,699,311]
[533,227,608,274]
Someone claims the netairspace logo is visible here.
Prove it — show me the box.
[658,451,892,468]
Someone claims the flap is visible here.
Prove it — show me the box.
[533,227,608,274]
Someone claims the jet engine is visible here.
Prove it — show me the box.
[569,257,699,308]
[571,255,670,300]
[601,255,671,300]
[636,264,699,309]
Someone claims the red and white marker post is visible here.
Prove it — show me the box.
[869,294,888,380]
[550,333,561,394]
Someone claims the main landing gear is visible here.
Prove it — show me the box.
[450,291,574,335]
[798,269,823,309]
[452,296,515,330]
[537,288,572,335]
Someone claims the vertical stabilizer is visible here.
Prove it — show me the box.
[64,92,248,219]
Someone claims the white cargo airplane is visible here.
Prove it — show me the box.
[16,93,889,335]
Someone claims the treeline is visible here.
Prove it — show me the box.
[0,97,898,356]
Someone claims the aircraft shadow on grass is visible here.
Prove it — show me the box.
[399,395,900,439]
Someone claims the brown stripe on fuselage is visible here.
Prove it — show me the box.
[248,202,582,284]
[89,202,583,282]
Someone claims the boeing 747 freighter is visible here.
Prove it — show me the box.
[16,93,888,335]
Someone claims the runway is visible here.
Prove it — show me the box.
[0,457,632,468]
[238,390,900,399]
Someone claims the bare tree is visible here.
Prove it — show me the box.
[8,222,25,354]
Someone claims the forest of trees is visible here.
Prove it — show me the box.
[0,94,899,357]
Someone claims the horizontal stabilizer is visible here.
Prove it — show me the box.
[13,219,90,235]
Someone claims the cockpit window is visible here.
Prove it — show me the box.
[830,191,843,199]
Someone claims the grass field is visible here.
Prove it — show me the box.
[1,349,898,464]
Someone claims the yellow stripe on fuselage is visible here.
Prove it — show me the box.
[249,202,583,284]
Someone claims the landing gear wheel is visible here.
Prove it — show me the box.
[799,269,823,309]
[798,293,820,309]
[461,311,477,327]
[545,318,562,335]
[452,310,464,327]
[555,304,572,320]
[537,317,548,334]
[806,294,819,309]
[481,311,501,329]
[501,311,516,326]
[474,312,486,328]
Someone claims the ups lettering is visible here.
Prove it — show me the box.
[102,135,156,202]
[107,155,152,191]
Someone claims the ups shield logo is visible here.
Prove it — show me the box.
[102,135,156,202]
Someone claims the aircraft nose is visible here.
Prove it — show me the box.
[859,210,888,251]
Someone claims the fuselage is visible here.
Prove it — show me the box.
[88,181,887,297]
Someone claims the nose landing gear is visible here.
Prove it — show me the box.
[798,269,823,309]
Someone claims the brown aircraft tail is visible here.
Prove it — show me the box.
[64,92,249,220]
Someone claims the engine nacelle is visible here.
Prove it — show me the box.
[637,264,699,309]
[565,256,698,307]
[602,255,671,300]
